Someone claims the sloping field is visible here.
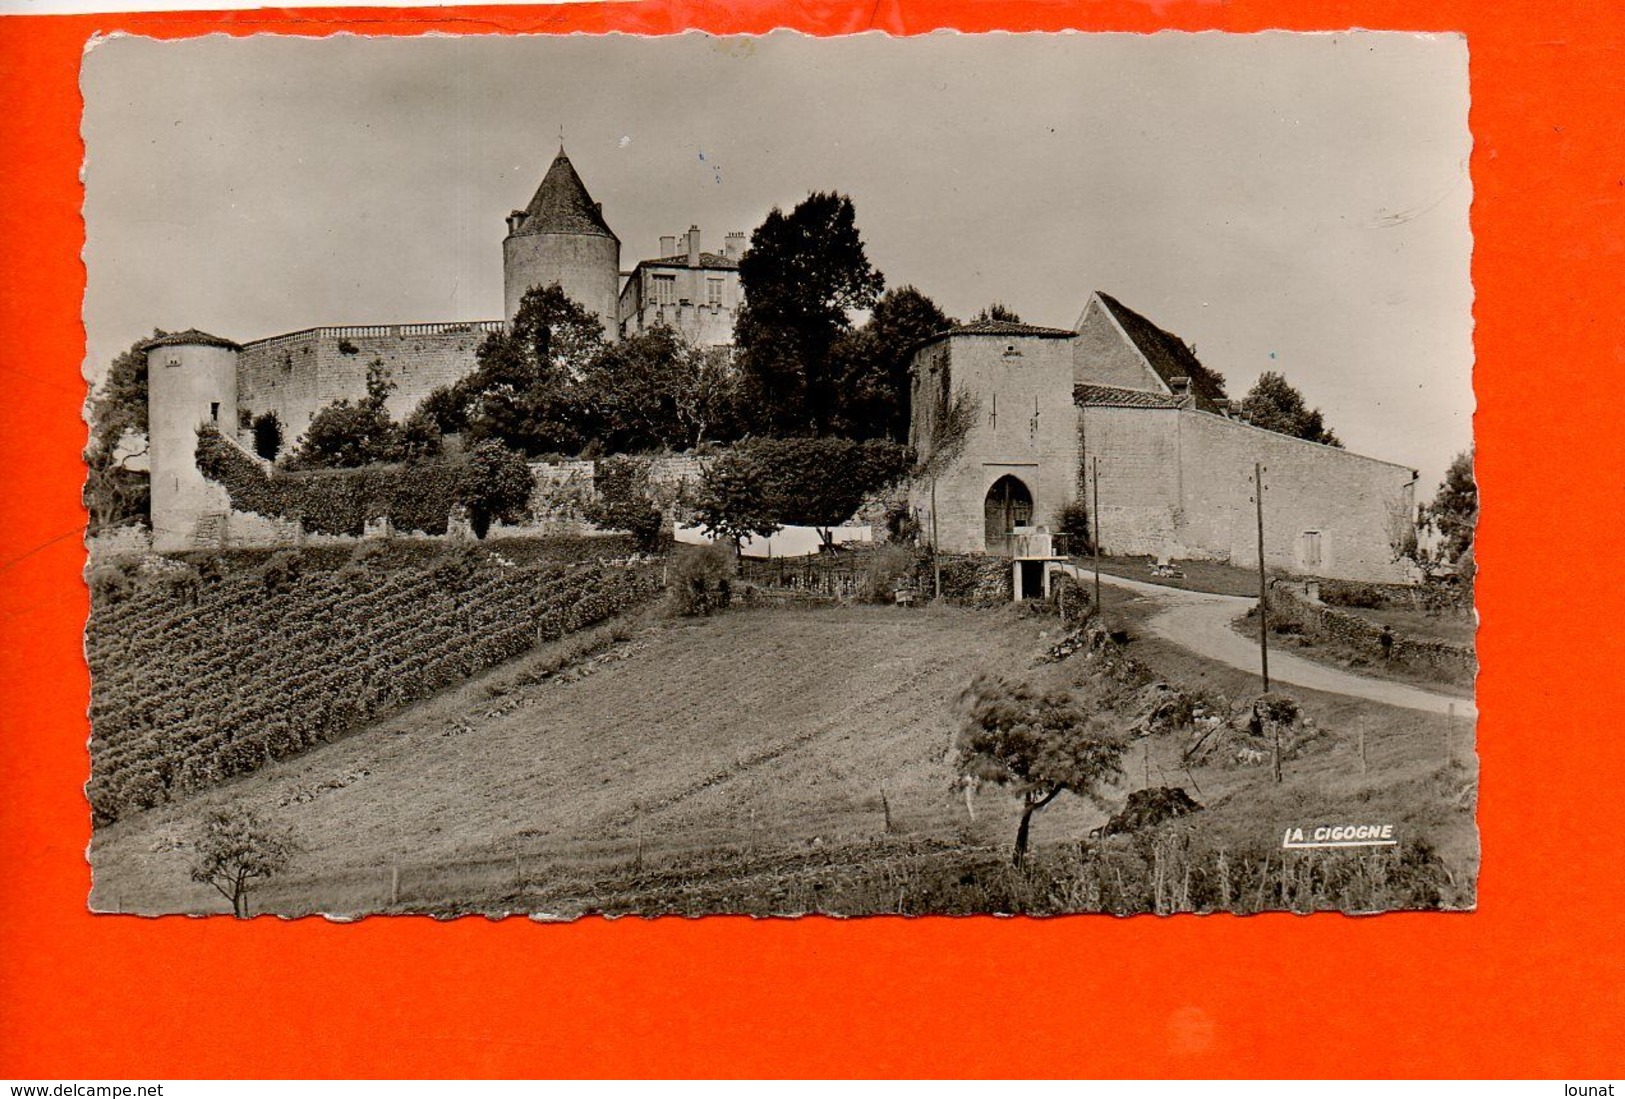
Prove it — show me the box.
[90,596,1476,917]
[89,605,1067,915]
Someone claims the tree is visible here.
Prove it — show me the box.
[286,359,403,469]
[578,326,743,453]
[456,440,535,539]
[1423,448,1476,562]
[955,674,1128,866]
[972,303,1022,324]
[692,449,782,553]
[583,455,665,552]
[735,192,884,436]
[251,411,284,461]
[187,806,297,918]
[828,286,954,441]
[1240,371,1342,447]
[419,284,602,456]
[83,333,161,532]
[739,437,913,548]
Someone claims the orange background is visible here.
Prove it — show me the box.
[1,0,1621,1079]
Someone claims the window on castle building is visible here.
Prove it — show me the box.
[210,402,220,423]
[652,274,676,307]
[1302,531,1323,569]
[707,278,724,307]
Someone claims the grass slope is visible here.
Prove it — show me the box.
[91,594,1477,918]
[90,605,1058,916]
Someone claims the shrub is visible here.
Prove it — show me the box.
[1057,499,1092,554]
[584,456,665,553]
[1321,581,1385,609]
[87,559,140,606]
[197,426,530,539]
[459,440,534,538]
[858,544,922,604]
[882,500,920,545]
[665,541,735,617]
[251,411,284,461]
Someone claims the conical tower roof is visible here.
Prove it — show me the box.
[510,147,617,241]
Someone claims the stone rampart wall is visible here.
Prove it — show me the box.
[1270,584,1476,682]
[237,324,496,448]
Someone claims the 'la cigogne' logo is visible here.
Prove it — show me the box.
[1282,824,1398,849]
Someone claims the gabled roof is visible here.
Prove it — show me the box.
[635,252,739,272]
[509,148,617,241]
[948,319,1076,339]
[1093,292,1227,411]
[1074,383,1187,409]
[141,328,240,352]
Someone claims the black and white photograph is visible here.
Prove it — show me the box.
[80,30,1477,918]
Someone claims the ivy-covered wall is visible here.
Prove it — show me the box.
[197,426,465,536]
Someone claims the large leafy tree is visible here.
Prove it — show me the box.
[578,326,742,452]
[418,284,602,456]
[286,360,403,469]
[741,437,912,546]
[828,286,953,441]
[84,333,161,532]
[955,674,1127,866]
[1424,448,1476,562]
[735,192,884,436]
[1240,371,1342,447]
[693,437,912,552]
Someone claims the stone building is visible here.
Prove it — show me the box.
[617,226,745,345]
[909,291,1418,583]
[502,148,622,333]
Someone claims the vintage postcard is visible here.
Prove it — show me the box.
[81,30,1476,918]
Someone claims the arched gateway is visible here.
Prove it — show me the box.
[983,475,1034,555]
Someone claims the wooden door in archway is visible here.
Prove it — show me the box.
[984,475,1033,555]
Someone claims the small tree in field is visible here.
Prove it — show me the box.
[955,674,1128,866]
[187,806,297,918]
[692,449,781,554]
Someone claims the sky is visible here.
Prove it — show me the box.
[81,30,1472,492]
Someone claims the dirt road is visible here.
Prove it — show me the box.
[1091,571,1477,718]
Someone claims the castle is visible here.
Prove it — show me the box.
[143,147,744,551]
[141,147,1418,584]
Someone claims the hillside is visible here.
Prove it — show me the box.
[89,596,1476,917]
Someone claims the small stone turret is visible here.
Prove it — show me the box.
[144,329,241,551]
[502,146,621,338]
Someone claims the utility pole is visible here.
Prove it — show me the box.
[1091,457,1102,620]
[1254,462,1270,693]
[930,481,941,601]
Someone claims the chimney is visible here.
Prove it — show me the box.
[724,231,746,262]
[660,235,677,257]
[506,210,527,234]
[686,225,701,267]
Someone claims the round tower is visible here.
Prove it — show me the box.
[144,329,240,552]
[502,146,621,338]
